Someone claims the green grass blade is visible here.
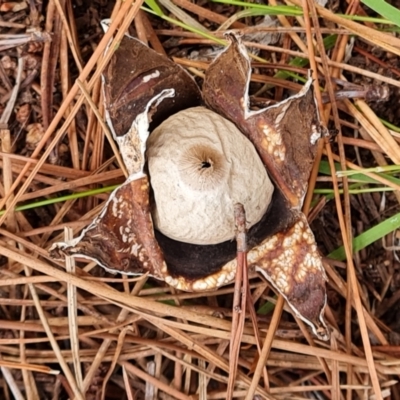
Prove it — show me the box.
[314,187,393,194]
[338,13,393,24]
[257,299,276,315]
[361,0,400,28]
[381,118,400,133]
[328,212,400,261]
[336,164,400,177]
[319,160,400,186]
[0,185,119,216]
[144,0,164,16]
[211,0,303,15]
[142,6,226,45]
[212,0,393,24]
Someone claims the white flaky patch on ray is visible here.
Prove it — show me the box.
[112,195,126,219]
[261,123,286,162]
[262,124,282,147]
[112,196,120,218]
[310,124,321,145]
[130,242,141,257]
[246,235,279,264]
[142,70,160,82]
[250,215,328,340]
[164,260,237,292]
[267,219,325,290]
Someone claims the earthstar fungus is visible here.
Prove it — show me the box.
[50,30,329,340]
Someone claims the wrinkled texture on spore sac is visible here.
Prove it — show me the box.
[147,106,274,245]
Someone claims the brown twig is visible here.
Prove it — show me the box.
[41,0,62,162]
[245,296,284,399]
[227,203,248,399]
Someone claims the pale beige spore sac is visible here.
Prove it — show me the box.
[147,106,274,245]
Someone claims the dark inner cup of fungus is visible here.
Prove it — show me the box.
[154,188,296,280]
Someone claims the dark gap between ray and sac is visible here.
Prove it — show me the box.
[154,187,296,281]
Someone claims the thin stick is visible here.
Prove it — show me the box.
[245,296,284,400]
[60,26,80,170]
[173,40,400,88]
[0,360,58,375]
[53,0,83,72]
[0,54,24,125]
[65,228,83,391]
[121,361,191,400]
[325,141,384,400]
[171,0,246,29]
[122,366,135,400]
[227,204,248,399]
[244,268,269,388]
[76,79,128,177]
[101,326,132,400]
[0,363,25,400]
[27,278,84,399]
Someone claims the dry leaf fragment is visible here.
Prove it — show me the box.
[15,103,31,125]
[0,2,27,12]
[25,123,44,148]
